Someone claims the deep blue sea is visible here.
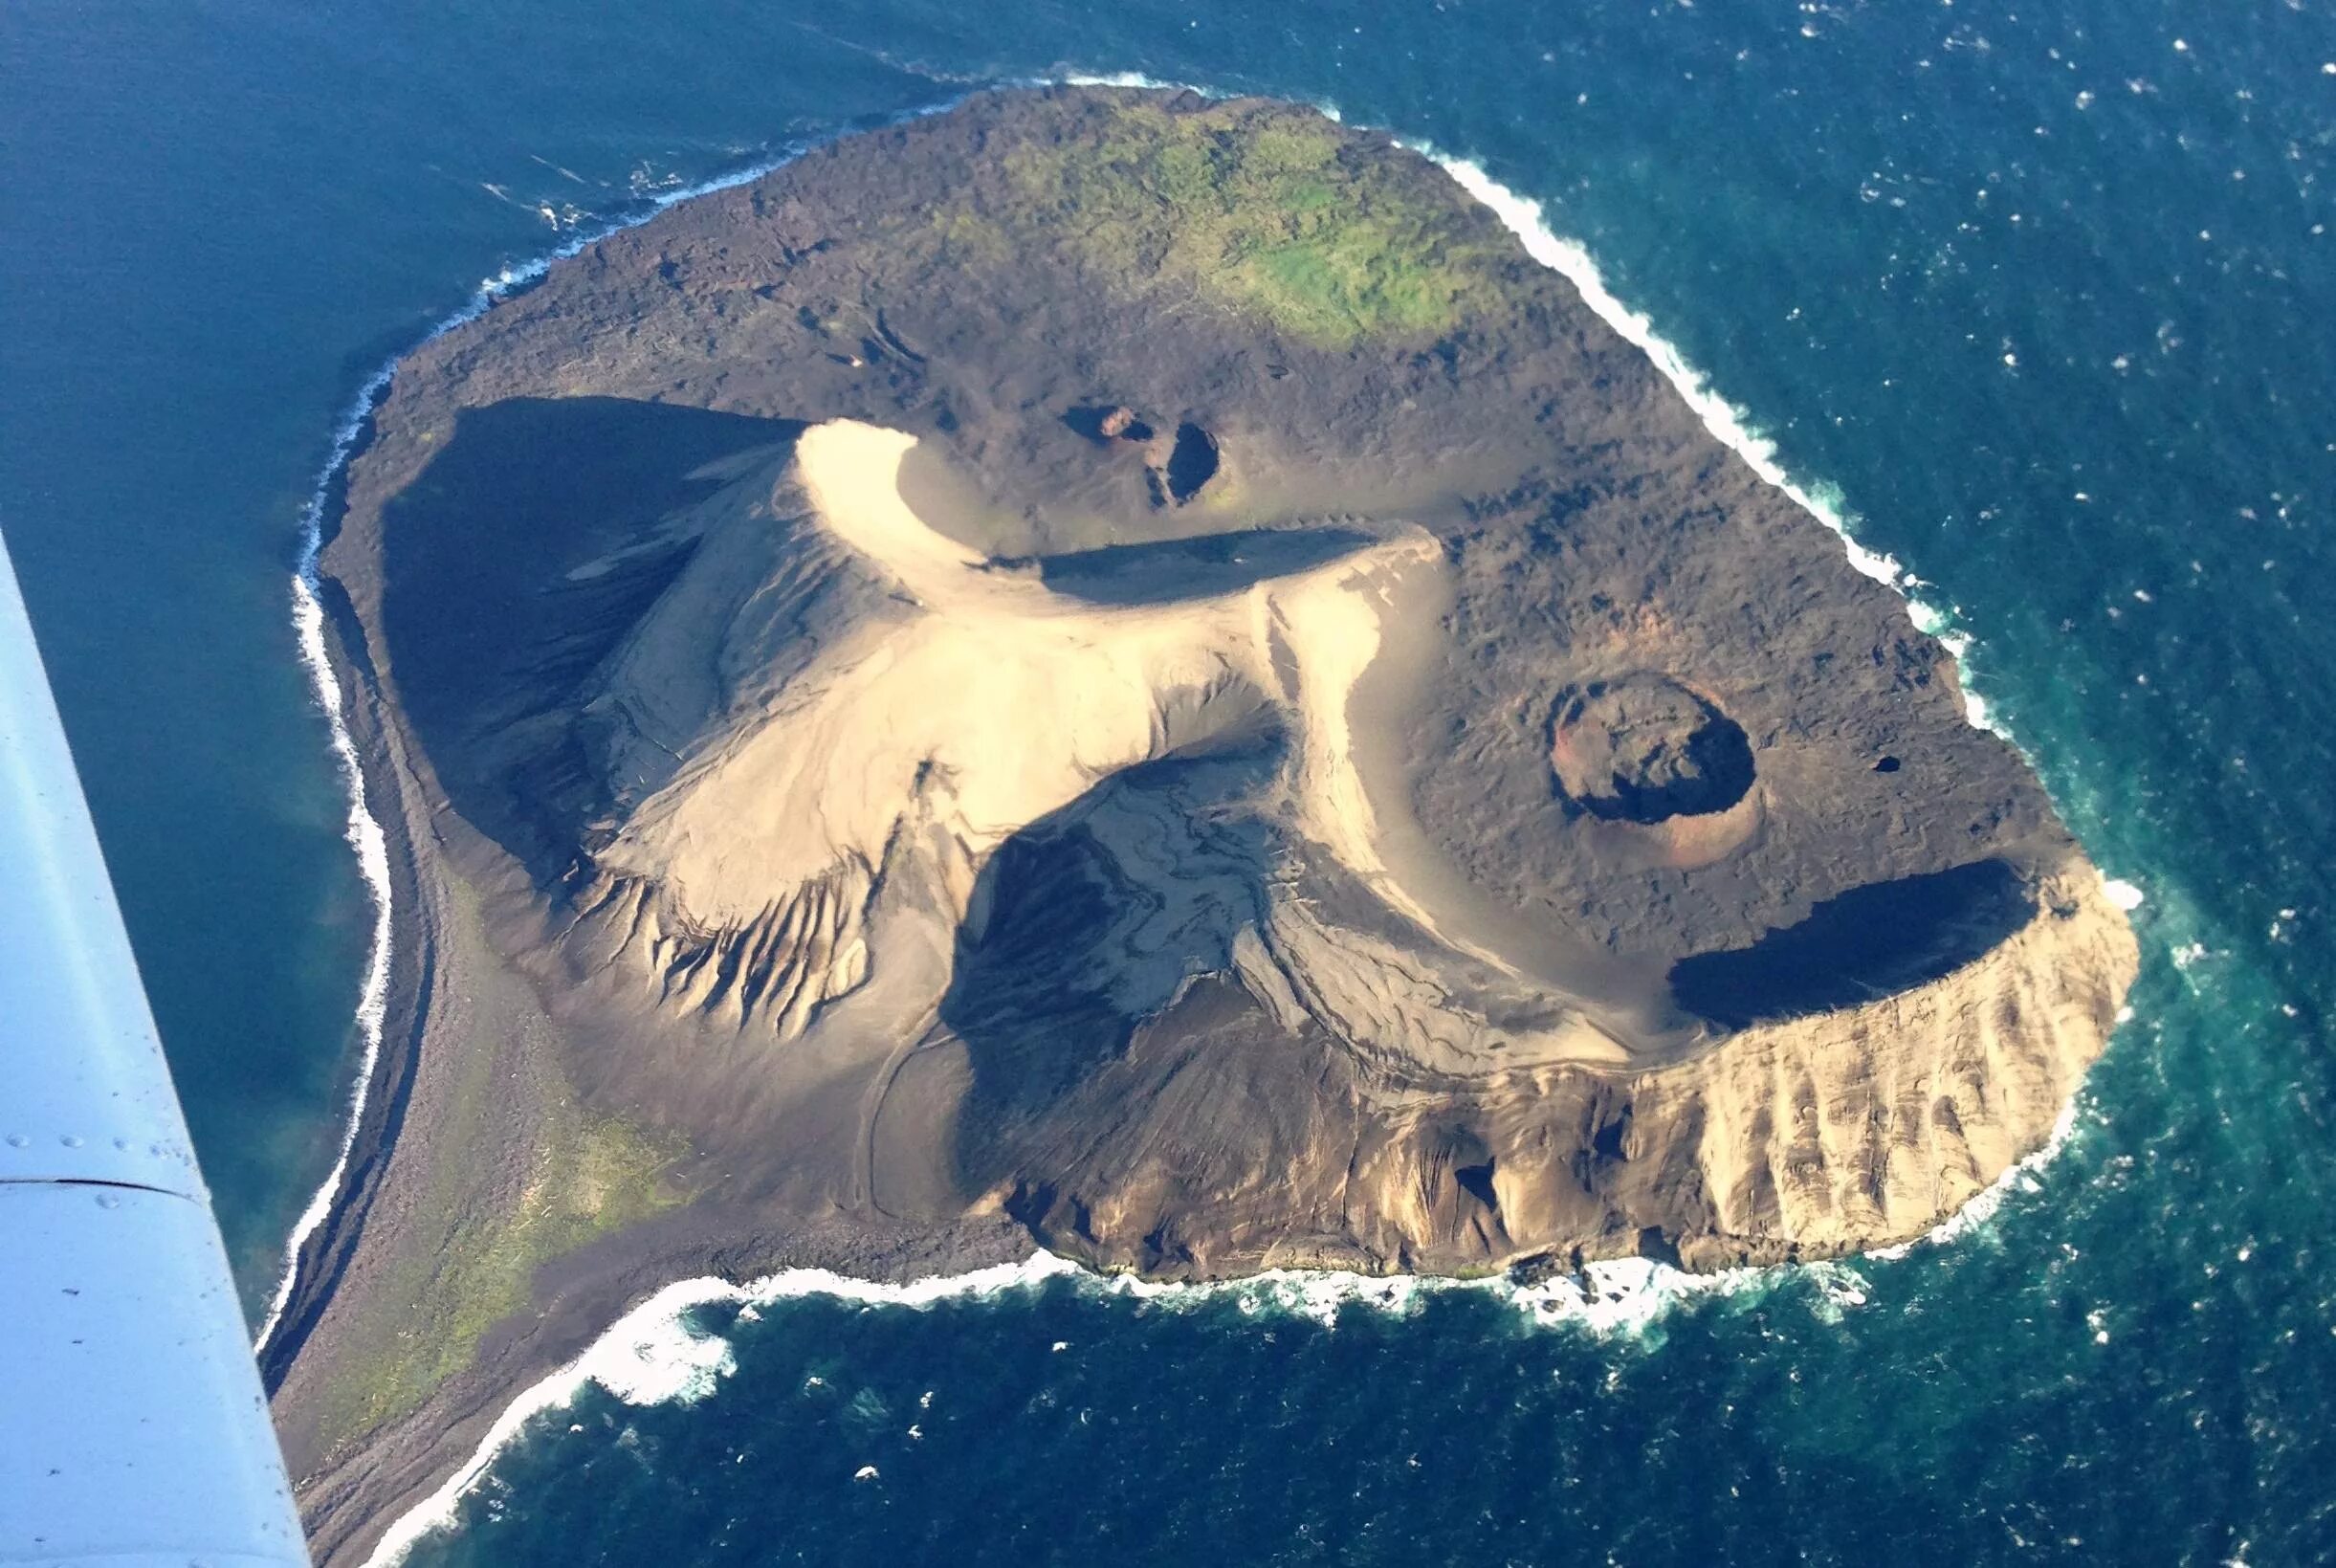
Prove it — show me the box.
[5,1,2334,1562]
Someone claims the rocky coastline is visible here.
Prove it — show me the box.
[267,85,2137,1564]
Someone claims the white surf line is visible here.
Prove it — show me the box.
[261,550,394,1354]
[1414,145,2149,1193]
[1424,155,1907,589]
[359,1241,1855,1568]
[360,1081,2125,1568]
[1061,75,2159,1232]
[1060,75,1988,726]
[1056,77,2150,915]
[1868,1093,2088,1262]
[359,1254,1085,1568]
[1419,146,2152,926]
[364,1075,2127,1568]
[338,81,2152,1562]
[253,152,813,1357]
[364,1111,2102,1568]
[1421,148,2043,740]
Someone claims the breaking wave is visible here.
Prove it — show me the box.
[1413,144,2148,914]
[1063,72,2039,757]
[258,566,393,1351]
[363,1077,2140,1568]
[280,77,2154,1562]
[359,1062,2137,1568]
[253,154,808,1355]
[359,1246,1879,1567]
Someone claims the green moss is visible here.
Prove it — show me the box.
[978,99,1504,349]
[318,1084,682,1447]
[311,872,688,1452]
[925,205,1011,266]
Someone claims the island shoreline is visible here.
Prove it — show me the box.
[252,112,965,1358]
[259,86,2146,1568]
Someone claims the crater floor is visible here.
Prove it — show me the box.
[272,86,2137,1565]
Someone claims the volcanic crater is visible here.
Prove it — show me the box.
[270,85,2138,1567]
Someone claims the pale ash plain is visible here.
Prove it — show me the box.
[265,86,2138,1565]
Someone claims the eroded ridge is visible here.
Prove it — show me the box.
[562,421,1470,1048]
[276,87,2136,1567]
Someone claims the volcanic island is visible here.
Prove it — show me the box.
[268,86,2138,1560]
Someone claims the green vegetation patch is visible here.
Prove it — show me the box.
[316,997,684,1447]
[970,99,1509,349]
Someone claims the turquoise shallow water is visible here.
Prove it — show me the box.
[4,0,2333,1561]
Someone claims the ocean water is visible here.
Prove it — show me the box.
[3,0,2332,1562]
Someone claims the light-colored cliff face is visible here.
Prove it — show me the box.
[1329,864,2137,1272]
[543,421,2136,1273]
[277,88,2143,1567]
[923,862,2135,1279]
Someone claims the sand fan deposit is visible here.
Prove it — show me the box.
[269,86,2136,1567]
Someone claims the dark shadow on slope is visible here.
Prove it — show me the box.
[1667,859,2035,1028]
[939,738,1284,1175]
[1027,526,1377,607]
[378,397,803,876]
[1163,422,1220,501]
[1550,675,1755,824]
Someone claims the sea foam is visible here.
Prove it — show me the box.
[254,152,806,1355]
[312,82,2129,1564]
[1414,143,2149,912]
[360,1089,2105,1567]
[1422,154,1908,591]
[359,1244,1862,1567]
[358,1254,1086,1568]
[257,574,395,1351]
[363,1090,2097,1567]
[1069,76,2011,746]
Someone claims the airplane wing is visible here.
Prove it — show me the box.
[0,526,309,1566]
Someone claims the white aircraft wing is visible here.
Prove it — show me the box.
[0,526,309,1567]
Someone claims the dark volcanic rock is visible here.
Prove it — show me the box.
[1550,674,1755,824]
[275,86,2136,1566]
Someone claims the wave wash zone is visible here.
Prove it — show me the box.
[266,87,2134,1568]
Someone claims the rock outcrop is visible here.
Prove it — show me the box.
[275,85,2136,1562]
